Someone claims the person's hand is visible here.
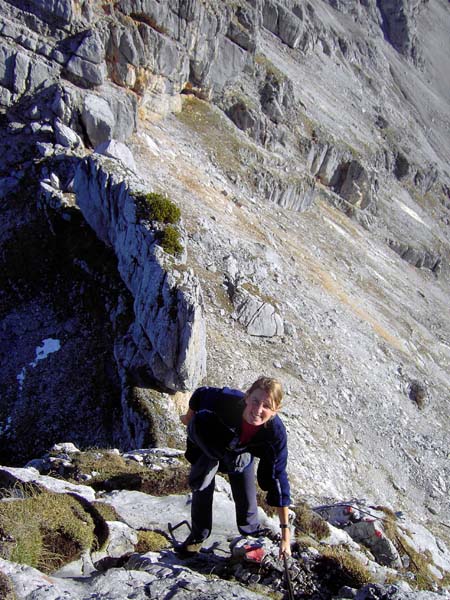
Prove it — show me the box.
[180,408,195,426]
[279,538,291,558]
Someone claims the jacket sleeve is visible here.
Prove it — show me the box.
[256,418,291,507]
[189,386,210,411]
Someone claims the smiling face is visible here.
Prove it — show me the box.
[243,388,277,426]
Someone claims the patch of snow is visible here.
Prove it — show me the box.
[324,217,354,243]
[30,338,61,368]
[17,338,61,390]
[17,366,26,389]
[142,133,162,156]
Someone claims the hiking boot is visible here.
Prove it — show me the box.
[174,535,203,558]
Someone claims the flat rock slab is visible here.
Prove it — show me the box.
[0,466,96,502]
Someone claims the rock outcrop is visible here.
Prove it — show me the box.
[74,155,206,391]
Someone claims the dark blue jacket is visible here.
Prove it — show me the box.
[187,386,291,507]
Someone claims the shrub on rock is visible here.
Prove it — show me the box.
[158,225,183,256]
[143,193,181,224]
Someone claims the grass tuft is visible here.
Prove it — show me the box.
[141,192,181,224]
[92,501,123,523]
[293,502,330,540]
[135,530,170,553]
[158,224,183,256]
[316,545,372,591]
[0,487,95,573]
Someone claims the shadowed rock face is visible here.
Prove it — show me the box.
[0,0,449,543]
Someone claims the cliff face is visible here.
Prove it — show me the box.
[0,0,449,537]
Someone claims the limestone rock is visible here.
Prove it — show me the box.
[0,465,95,502]
[94,140,137,173]
[81,94,114,147]
[376,0,422,63]
[28,0,76,25]
[73,156,206,390]
[50,442,80,454]
[231,288,284,338]
[54,118,82,148]
[262,1,304,49]
[346,520,402,568]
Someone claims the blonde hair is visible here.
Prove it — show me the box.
[245,377,283,411]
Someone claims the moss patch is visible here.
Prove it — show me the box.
[96,465,191,496]
[0,488,95,573]
[70,449,190,496]
[135,530,170,553]
[177,96,255,188]
[92,501,123,523]
[71,450,140,481]
[376,506,442,591]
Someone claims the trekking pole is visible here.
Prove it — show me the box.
[283,552,295,600]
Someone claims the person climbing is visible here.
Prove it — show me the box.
[177,376,291,558]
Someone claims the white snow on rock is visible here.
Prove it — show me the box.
[16,338,61,389]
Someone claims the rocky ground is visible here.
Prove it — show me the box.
[126,99,450,533]
[0,1,449,594]
[0,445,449,599]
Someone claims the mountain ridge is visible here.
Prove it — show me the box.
[0,0,449,580]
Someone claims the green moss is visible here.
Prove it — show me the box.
[70,449,191,496]
[440,571,450,588]
[158,225,183,256]
[71,450,138,481]
[398,537,437,590]
[135,530,170,553]
[293,502,330,540]
[376,507,441,591]
[92,501,122,523]
[96,465,191,497]
[0,489,95,573]
[254,53,286,83]
[241,282,278,307]
[177,96,251,186]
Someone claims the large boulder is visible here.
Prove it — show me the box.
[231,288,284,338]
[81,88,137,146]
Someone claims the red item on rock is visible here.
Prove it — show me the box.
[244,545,266,563]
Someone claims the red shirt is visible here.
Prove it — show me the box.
[239,419,261,446]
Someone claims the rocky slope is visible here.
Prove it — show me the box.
[0,445,449,599]
[0,0,449,579]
